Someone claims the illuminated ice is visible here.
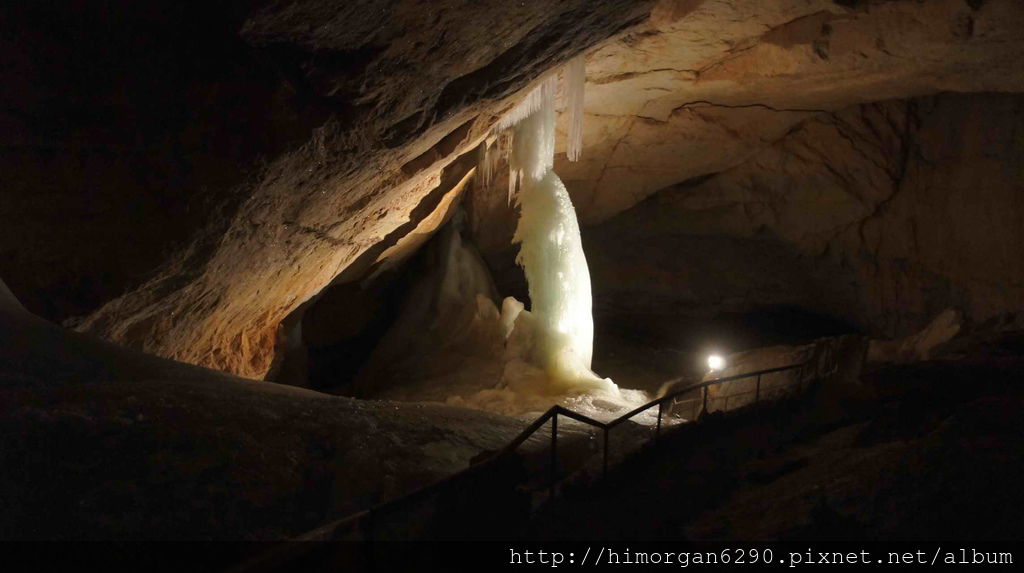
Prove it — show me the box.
[361,63,649,419]
[504,73,613,394]
[563,54,586,162]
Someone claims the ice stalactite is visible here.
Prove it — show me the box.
[564,55,586,162]
[504,74,558,205]
[498,74,559,133]
[478,140,493,189]
[477,133,505,190]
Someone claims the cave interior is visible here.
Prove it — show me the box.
[1,0,1023,565]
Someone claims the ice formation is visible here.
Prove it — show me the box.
[506,80,610,392]
[356,210,645,419]
[359,59,649,419]
[564,55,586,162]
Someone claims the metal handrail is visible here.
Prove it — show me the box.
[303,361,809,539]
[232,360,815,569]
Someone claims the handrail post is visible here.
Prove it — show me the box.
[602,427,609,478]
[702,386,709,418]
[363,509,375,570]
[755,373,761,403]
[655,401,663,440]
[550,413,558,497]
[361,509,374,550]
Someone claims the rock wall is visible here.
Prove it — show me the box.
[4,0,1024,380]
[0,0,652,379]
[587,93,1024,340]
[466,0,1024,350]
[559,0,1024,224]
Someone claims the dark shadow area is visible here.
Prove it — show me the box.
[272,269,412,394]
[0,1,327,321]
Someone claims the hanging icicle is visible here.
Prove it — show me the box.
[477,142,491,187]
[497,73,559,132]
[564,55,586,162]
[508,79,556,184]
[508,163,519,206]
[477,134,500,188]
[481,58,586,205]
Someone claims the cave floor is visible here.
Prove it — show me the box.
[0,308,596,541]
[5,295,1023,546]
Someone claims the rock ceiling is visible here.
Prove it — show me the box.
[9,0,1020,379]
[560,0,1024,222]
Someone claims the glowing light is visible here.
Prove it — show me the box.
[707,354,726,371]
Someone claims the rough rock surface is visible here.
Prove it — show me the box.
[868,308,963,363]
[559,0,1024,223]
[40,0,651,378]
[587,93,1024,340]
[2,0,1023,380]
[465,0,1024,355]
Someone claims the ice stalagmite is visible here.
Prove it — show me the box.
[358,60,639,416]
[507,69,613,393]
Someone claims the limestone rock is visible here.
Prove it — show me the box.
[560,0,1024,223]
[867,309,963,364]
[45,0,653,379]
[586,93,1024,340]
[3,0,1024,380]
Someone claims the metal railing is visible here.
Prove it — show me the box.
[231,360,817,570]
[290,361,811,543]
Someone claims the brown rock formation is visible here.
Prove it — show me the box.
[559,0,1024,223]
[476,0,1024,348]
[14,0,652,378]
[2,0,1023,381]
[588,93,1024,342]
